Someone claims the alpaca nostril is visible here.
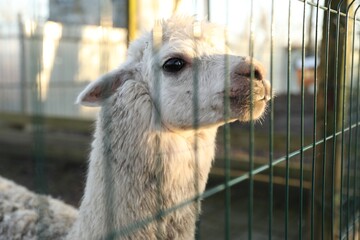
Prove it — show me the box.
[235,60,264,81]
[254,68,262,81]
[248,63,264,80]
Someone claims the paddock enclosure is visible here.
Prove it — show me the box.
[0,0,360,239]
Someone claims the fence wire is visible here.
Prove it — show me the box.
[1,0,360,240]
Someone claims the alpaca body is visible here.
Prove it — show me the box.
[67,80,217,239]
[0,176,77,240]
[0,16,271,240]
[68,16,271,239]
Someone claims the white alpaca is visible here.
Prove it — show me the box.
[67,16,271,239]
[0,176,77,240]
[0,16,270,240]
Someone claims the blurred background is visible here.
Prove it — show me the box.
[0,0,358,239]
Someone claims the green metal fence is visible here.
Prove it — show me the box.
[1,0,360,239]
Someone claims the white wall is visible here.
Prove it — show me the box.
[0,20,127,119]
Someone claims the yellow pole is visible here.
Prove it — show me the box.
[129,0,137,41]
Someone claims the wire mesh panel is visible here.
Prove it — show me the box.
[1,0,360,240]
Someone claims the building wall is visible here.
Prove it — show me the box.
[0,19,127,119]
[49,0,109,25]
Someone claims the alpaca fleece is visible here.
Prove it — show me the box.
[68,15,270,239]
[0,176,77,240]
[0,15,270,240]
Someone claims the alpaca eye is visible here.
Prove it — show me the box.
[162,58,185,73]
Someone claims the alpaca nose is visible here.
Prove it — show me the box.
[234,58,265,81]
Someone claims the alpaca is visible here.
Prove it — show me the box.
[66,16,271,240]
[0,176,77,240]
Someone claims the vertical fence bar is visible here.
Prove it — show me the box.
[248,0,255,238]
[285,0,292,238]
[152,20,165,239]
[354,26,360,235]
[102,103,116,240]
[30,12,47,196]
[339,2,354,239]
[347,5,359,239]
[102,19,116,239]
[310,1,320,240]
[341,3,351,239]
[316,1,335,239]
[28,12,48,239]
[18,15,27,113]
[101,17,117,240]
[344,3,357,239]
[193,18,202,240]
[299,1,307,238]
[333,1,345,239]
[323,2,332,238]
[223,1,231,239]
[223,56,231,240]
[268,0,275,239]
[352,8,360,235]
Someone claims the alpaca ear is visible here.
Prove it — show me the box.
[76,68,129,107]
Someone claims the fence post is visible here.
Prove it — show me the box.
[18,14,26,114]
[316,0,353,239]
[128,0,137,42]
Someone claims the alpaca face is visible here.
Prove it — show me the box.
[141,18,271,130]
[77,16,271,130]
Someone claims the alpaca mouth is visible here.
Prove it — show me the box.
[256,92,271,102]
[254,93,269,102]
[259,95,268,101]
[227,78,271,121]
[263,80,272,101]
[256,79,271,102]
[229,79,271,103]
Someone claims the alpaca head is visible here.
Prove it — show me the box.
[77,16,271,130]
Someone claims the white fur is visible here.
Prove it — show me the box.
[0,16,270,240]
[0,176,77,240]
[67,15,271,239]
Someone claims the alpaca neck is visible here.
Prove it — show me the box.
[68,81,218,239]
[77,121,217,239]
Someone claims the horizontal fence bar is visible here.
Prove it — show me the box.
[340,217,360,240]
[298,0,360,21]
[108,120,360,238]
